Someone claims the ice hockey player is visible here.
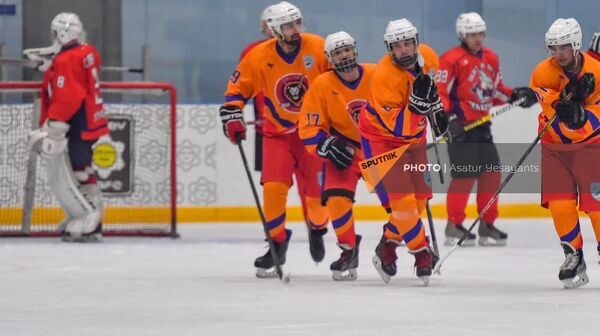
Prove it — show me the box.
[239,6,319,263]
[220,1,330,278]
[299,31,374,280]
[530,18,600,289]
[28,12,106,242]
[358,18,446,285]
[436,12,537,247]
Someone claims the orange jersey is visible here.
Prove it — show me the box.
[299,63,376,153]
[358,44,439,144]
[530,52,600,144]
[436,46,513,124]
[224,33,329,136]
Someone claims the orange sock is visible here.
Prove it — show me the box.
[587,211,600,255]
[305,196,329,230]
[387,194,427,251]
[549,200,582,249]
[326,196,356,246]
[263,181,289,243]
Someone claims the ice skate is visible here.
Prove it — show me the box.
[477,220,507,246]
[254,229,292,279]
[61,210,103,243]
[410,246,433,286]
[444,221,476,246]
[330,235,361,281]
[372,235,400,283]
[558,242,589,289]
[62,222,102,243]
[308,227,327,263]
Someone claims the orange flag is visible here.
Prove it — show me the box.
[359,144,410,192]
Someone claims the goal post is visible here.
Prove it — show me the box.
[0,81,178,237]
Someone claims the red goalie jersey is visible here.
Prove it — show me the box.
[436,46,513,123]
[41,43,107,140]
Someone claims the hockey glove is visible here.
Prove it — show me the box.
[219,105,246,144]
[447,114,466,142]
[317,136,355,170]
[409,74,435,115]
[427,93,448,138]
[555,100,587,130]
[562,72,595,103]
[509,87,537,108]
[28,120,69,159]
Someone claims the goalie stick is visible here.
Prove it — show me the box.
[0,57,144,74]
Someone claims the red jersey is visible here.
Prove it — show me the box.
[530,52,600,144]
[41,42,107,140]
[436,46,513,124]
[224,33,329,136]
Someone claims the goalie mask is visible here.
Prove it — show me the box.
[324,31,358,73]
[51,12,83,46]
[384,19,420,68]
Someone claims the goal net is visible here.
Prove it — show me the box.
[0,81,177,237]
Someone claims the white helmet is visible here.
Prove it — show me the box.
[260,5,274,37]
[384,19,419,68]
[456,12,486,40]
[545,18,582,55]
[51,12,83,46]
[324,31,358,73]
[264,1,303,38]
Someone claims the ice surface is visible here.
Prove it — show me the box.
[1,219,599,336]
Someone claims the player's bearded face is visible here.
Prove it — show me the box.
[464,32,485,53]
[280,19,303,47]
[548,44,576,68]
[390,39,418,68]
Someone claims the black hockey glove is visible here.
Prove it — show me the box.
[562,72,595,103]
[447,114,466,142]
[409,74,435,115]
[317,136,355,170]
[555,100,587,130]
[427,93,448,138]
[509,87,537,108]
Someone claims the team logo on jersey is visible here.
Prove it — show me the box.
[346,99,367,124]
[83,53,95,68]
[303,56,314,69]
[274,73,309,113]
[471,68,494,103]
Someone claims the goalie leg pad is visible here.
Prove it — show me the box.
[45,152,103,240]
[45,152,93,218]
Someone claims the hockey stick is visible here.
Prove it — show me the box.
[0,57,145,73]
[433,112,557,274]
[236,134,290,283]
[425,200,440,258]
[426,96,527,149]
